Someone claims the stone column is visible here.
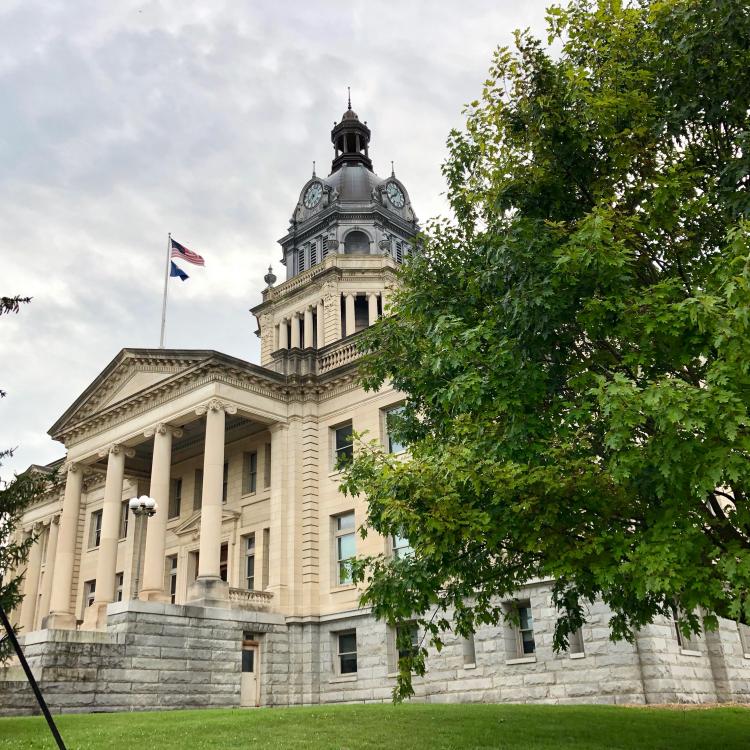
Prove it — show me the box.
[344,294,356,336]
[86,443,134,629]
[36,515,59,627]
[316,301,325,347]
[368,292,379,326]
[44,463,84,629]
[279,319,288,350]
[290,312,301,348]
[140,423,182,601]
[187,399,236,606]
[267,422,290,610]
[19,524,43,634]
[304,306,314,348]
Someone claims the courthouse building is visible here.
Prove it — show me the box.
[3,105,750,713]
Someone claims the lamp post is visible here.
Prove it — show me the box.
[129,495,157,600]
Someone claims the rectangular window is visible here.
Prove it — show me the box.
[243,452,258,494]
[222,461,229,504]
[462,635,476,666]
[245,534,256,590]
[397,622,419,660]
[83,579,96,609]
[119,500,129,539]
[298,246,306,273]
[193,469,203,510]
[321,236,329,259]
[395,240,403,263]
[568,628,585,657]
[385,406,406,454]
[333,422,353,469]
[392,533,413,560]
[168,478,182,519]
[89,510,103,549]
[310,240,318,267]
[334,511,355,585]
[264,443,272,488]
[336,631,358,675]
[674,608,701,652]
[166,555,178,604]
[115,572,124,602]
[517,603,536,656]
[220,542,228,583]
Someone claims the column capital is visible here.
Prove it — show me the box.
[195,398,238,417]
[62,460,81,475]
[42,514,60,528]
[144,423,183,440]
[97,443,136,459]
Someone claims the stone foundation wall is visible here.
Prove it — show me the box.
[2,585,749,716]
[0,600,286,715]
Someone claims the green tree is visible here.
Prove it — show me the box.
[342,0,750,699]
[0,295,52,660]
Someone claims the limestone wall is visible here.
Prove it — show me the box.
[2,591,749,716]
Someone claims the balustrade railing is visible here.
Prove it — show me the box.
[228,588,274,611]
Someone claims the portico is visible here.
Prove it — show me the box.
[40,349,289,631]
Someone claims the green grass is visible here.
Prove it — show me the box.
[1,703,749,750]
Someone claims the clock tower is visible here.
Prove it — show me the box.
[252,102,419,370]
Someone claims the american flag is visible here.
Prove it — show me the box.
[170,238,205,267]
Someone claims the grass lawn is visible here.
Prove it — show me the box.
[1,703,749,750]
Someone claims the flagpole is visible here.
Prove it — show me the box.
[159,233,171,348]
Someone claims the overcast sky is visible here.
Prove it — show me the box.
[0,0,551,477]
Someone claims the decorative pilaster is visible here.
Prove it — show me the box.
[140,424,182,601]
[344,294,356,337]
[290,312,301,348]
[187,399,236,606]
[316,301,325,347]
[36,515,60,628]
[44,463,83,629]
[322,281,340,344]
[304,306,314,348]
[279,318,289,350]
[368,292,379,326]
[85,443,134,629]
[19,523,43,634]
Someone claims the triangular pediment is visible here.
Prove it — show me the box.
[173,508,241,538]
[49,348,218,438]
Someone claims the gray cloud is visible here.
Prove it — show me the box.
[0,0,550,476]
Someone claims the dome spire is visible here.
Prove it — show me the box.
[347,86,352,111]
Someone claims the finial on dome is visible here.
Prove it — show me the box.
[312,160,316,177]
[347,86,351,110]
[264,265,277,288]
[391,160,395,177]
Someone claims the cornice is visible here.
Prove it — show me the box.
[55,359,287,448]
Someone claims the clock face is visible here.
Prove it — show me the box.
[303,182,323,209]
[386,181,405,208]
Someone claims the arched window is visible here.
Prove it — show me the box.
[344,230,370,255]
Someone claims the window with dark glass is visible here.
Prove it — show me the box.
[89,510,103,548]
[397,622,419,660]
[119,500,129,539]
[193,469,203,510]
[220,542,228,582]
[243,452,257,494]
[168,478,182,519]
[333,423,353,468]
[222,462,229,504]
[245,534,256,590]
[336,631,357,674]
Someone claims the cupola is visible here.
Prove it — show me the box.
[330,91,372,173]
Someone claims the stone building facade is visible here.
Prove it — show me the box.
[2,105,750,714]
